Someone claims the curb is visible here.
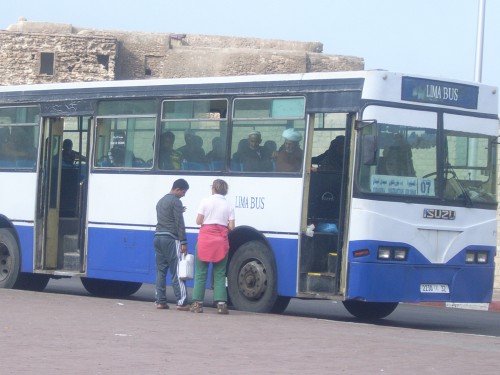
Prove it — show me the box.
[418,301,500,312]
[490,301,500,312]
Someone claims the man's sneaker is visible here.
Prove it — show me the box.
[190,301,203,313]
[155,303,169,310]
[176,304,191,311]
[217,302,229,315]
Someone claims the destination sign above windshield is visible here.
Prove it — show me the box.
[401,76,478,109]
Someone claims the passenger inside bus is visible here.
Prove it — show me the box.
[308,134,345,229]
[312,135,344,173]
[62,139,86,166]
[275,128,303,172]
[378,135,416,177]
[232,131,273,172]
[263,140,277,157]
[107,131,135,167]
[176,129,205,163]
[182,135,206,163]
[158,131,182,170]
[205,136,224,162]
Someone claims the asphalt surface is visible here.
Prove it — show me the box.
[2,287,500,375]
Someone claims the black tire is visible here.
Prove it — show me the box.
[227,240,278,313]
[270,296,291,314]
[14,273,50,292]
[0,228,21,289]
[81,277,142,297]
[343,300,399,320]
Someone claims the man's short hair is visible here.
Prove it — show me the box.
[172,178,189,191]
[162,131,175,141]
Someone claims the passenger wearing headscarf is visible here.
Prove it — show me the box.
[275,128,303,172]
[313,135,345,173]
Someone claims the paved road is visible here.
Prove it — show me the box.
[2,287,500,374]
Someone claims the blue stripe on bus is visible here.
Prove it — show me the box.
[347,239,496,265]
[86,227,156,283]
[346,240,495,303]
[86,227,299,297]
[266,237,298,297]
[16,225,34,272]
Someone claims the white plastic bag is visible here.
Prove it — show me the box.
[179,253,194,280]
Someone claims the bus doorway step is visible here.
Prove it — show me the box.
[63,252,80,270]
[305,272,336,294]
[63,234,80,271]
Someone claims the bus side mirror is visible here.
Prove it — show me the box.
[355,119,377,130]
[355,120,378,165]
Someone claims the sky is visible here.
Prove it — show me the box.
[1,0,499,107]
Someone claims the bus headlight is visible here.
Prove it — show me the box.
[377,246,408,261]
[393,248,408,261]
[465,250,489,264]
[377,247,392,260]
[476,251,488,264]
[465,251,476,263]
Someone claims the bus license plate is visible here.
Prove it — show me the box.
[420,284,450,293]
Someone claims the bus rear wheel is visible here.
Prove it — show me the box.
[227,240,278,313]
[81,277,142,297]
[0,228,20,289]
[343,300,399,320]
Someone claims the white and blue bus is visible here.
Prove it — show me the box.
[0,71,497,318]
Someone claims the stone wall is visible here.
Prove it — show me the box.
[0,31,116,85]
[0,19,364,83]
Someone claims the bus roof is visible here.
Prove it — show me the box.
[0,70,497,115]
[0,70,496,92]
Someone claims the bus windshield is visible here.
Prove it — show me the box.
[357,118,497,204]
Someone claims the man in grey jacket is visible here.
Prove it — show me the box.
[154,178,190,310]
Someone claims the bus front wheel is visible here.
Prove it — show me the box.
[227,240,278,313]
[343,300,399,320]
[270,296,291,314]
[0,228,20,289]
[15,273,50,292]
[81,277,142,297]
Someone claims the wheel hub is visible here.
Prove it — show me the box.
[238,260,267,300]
[0,244,12,282]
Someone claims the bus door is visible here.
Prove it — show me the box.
[36,116,89,273]
[299,112,352,297]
